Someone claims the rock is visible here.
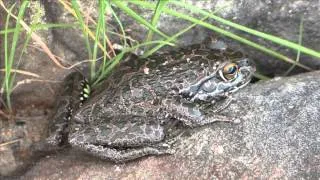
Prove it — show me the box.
[17,71,320,179]
[0,114,49,177]
[41,0,320,75]
[1,0,319,178]
[0,146,17,176]
[0,1,74,176]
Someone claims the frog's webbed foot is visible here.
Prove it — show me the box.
[70,142,173,163]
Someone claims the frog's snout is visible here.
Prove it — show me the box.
[238,58,256,74]
[238,58,255,69]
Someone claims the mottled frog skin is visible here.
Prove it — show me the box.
[48,44,255,162]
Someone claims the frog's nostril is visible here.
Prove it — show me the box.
[238,58,254,67]
[241,58,249,65]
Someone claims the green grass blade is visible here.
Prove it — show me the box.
[144,0,169,50]
[142,15,210,58]
[71,0,92,59]
[31,23,77,31]
[111,0,170,40]
[141,4,228,58]
[3,4,16,98]
[8,1,28,82]
[100,1,108,78]
[129,1,312,71]
[284,16,304,75]
[10,27,34,91]
[170,1,320,59]
[93,0,110,82]
[108,3,128,47]
[253,72,270,80]
[91,0,107,80]
[0,23,77,34]
[3,1,28,111]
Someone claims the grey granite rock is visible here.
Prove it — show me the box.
[1,1,319,178]
[18,71,320,179]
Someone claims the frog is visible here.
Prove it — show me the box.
[47,44,255,163]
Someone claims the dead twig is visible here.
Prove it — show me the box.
[0,69,40,78]
[0,139,21,148]
[11,78,61,92]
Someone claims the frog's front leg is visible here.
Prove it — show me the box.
[208,96,234,113]
[200,93,234,113]
[162,98,234,128]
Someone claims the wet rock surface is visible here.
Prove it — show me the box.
[12,71,320,179]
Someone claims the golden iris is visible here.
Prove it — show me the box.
[222,63,238,80]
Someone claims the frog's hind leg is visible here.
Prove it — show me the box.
[68,117,174,162]
[71,142,173,163]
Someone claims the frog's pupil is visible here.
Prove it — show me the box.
[227,66,236,74]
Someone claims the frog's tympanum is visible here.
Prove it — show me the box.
[48,45,255,162]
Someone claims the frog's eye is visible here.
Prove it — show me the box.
[221,63,238,80]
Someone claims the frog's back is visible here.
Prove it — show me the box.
[97,45,243,94]
[75,44,246,124]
